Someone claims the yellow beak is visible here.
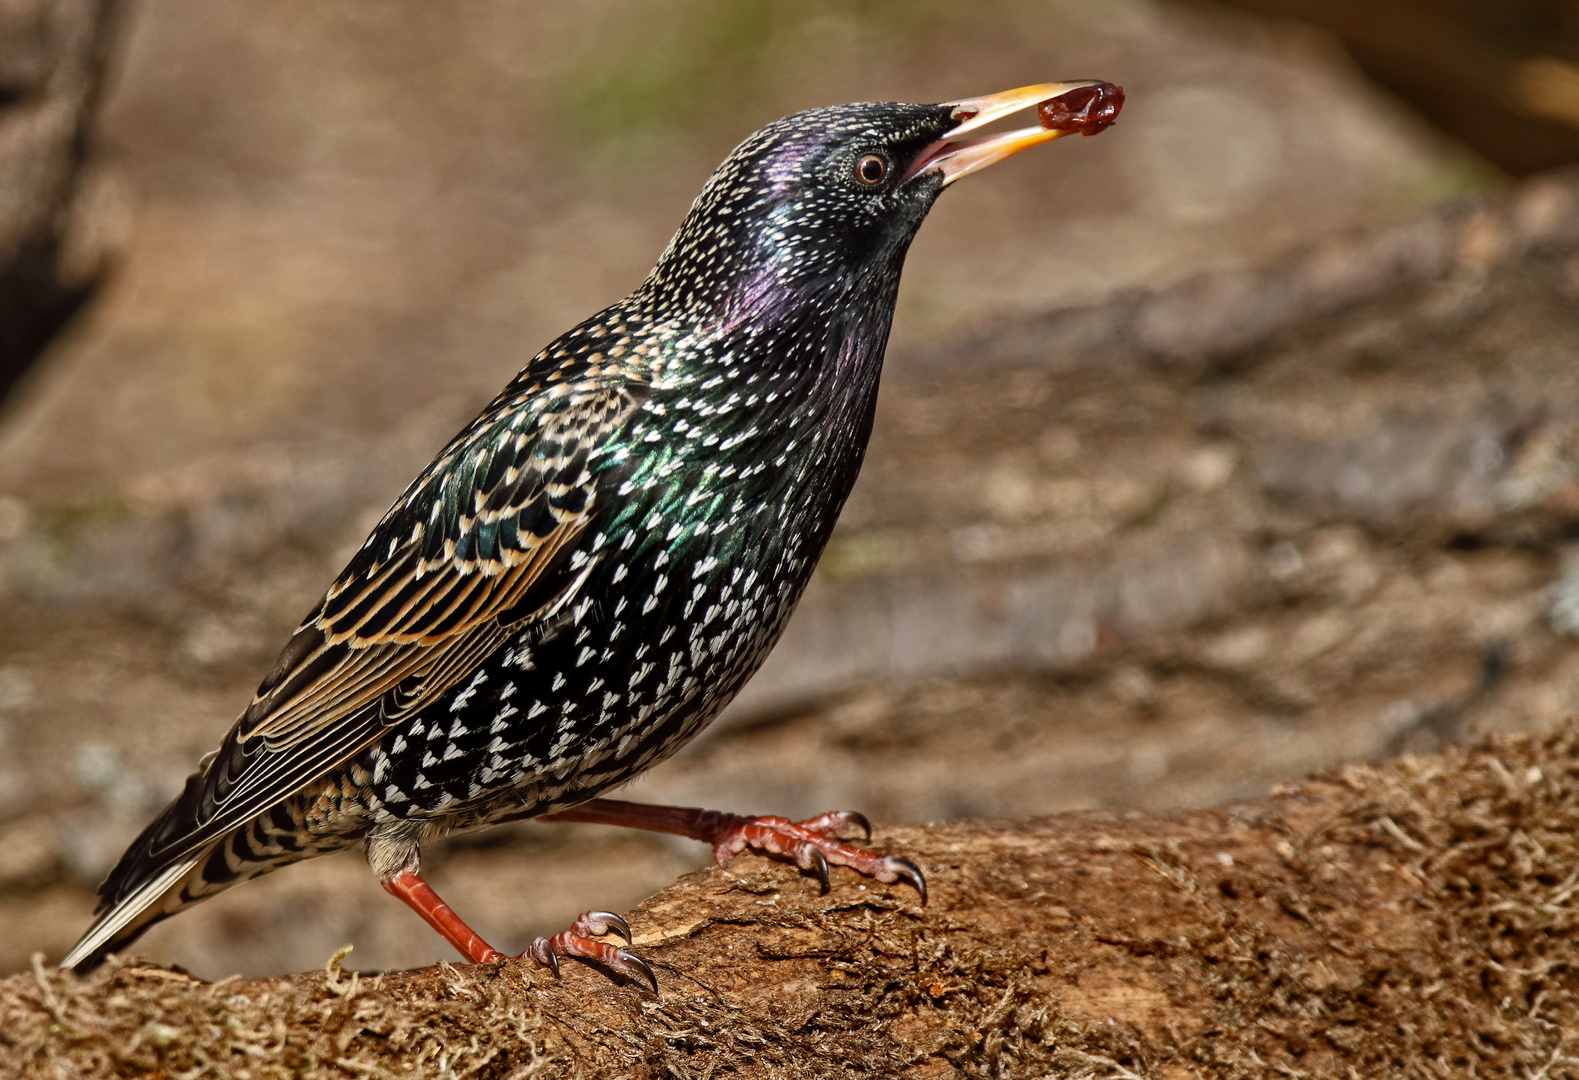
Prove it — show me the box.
[908,81,1123,187]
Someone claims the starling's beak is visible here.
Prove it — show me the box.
[906,81,1123,187]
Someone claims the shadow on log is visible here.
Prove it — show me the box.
[6,722,1579,1078]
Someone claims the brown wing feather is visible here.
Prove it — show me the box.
[108,380,646,878]
[249,523,587,751]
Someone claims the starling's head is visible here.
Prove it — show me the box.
[641,82,1121,323]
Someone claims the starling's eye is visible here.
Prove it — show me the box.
[854,153,890,187]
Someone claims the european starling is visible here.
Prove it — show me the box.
[62,81,1123,984]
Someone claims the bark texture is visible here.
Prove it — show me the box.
[0,0,124,403]
[5,722,1578,1079]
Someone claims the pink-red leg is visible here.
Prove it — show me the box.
[383,867,504,963]
[381,867,655,989]
[540,799,927,903]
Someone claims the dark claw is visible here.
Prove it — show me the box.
[806,845,831,892]
[617,949,660,993]
[586,910,632,943]
[842,810,873,841]
[530,936,561,977]
[886,856,927,906]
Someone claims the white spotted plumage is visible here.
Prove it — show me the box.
[65,97,967,974]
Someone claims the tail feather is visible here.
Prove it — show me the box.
[62,767,335,973]
[59,852,209,973]
[62,769,222,974]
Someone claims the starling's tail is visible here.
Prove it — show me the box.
[59,765,225,973]
[58,848,212,973]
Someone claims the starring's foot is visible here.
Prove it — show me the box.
[541,800,927,903]
[382,869,655,989]
[528,909,657,992]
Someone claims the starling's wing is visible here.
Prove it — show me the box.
[90,381,645,907]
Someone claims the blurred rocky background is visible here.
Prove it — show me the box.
[3,0,1579,979]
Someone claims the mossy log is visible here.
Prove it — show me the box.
[5,723,1578,1078]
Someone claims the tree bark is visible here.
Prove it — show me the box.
[5,722,1578,1078]
[0,0,125,404]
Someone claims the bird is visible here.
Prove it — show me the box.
[61,80,1123,986]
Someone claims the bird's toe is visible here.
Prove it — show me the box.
[525,910,655,991]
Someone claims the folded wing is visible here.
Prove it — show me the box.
[69,379,646,967]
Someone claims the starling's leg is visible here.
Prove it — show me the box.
[382,867,505,963]
[541,799,926,903]
[381,868,655,988]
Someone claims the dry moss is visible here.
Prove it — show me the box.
[5,722,1579,1078]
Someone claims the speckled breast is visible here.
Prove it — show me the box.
[355,366,881,834]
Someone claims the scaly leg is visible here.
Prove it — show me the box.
[381,867,656,989]
[540,799,926,903]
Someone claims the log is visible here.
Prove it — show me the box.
[5,722,1577,1079]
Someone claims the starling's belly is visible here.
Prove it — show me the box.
[356,496,825,832]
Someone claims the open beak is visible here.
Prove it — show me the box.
[906,81,1124,187]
